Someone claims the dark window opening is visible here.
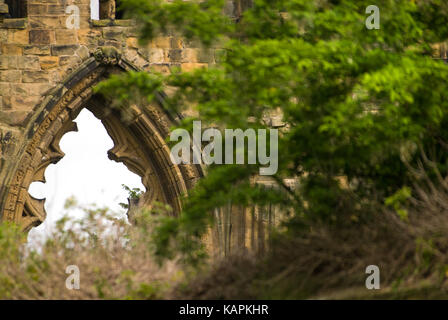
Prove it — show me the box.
[115,0,125,20]
[5,0,27,18]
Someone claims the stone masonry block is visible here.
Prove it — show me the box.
[23,45,51,56]
[55,29,77,45]
[29,29,54,45]
[1,44,23,55]
[28,4,47,15]
[7,30,29,44]
[2,19,27,29]
[39,56,59,70]
[22,71,51,83]
[0,70,21,82]
[51,44,79,56]
[10,83,30,96]
[0,82,10,96]
[17,56,41,70]
[0,56,18,70]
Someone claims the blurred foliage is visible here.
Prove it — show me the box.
[0,204,183,299]
[96,0,448,261]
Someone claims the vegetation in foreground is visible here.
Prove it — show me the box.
[97,0,448,263]
[5,170,448,300]
[0,204,182,299]
[4,0,448,299]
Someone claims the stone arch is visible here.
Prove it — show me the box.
[0,48,203,232]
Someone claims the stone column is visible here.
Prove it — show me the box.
[0,0,9,22]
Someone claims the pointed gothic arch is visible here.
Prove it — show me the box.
[0,48,204,232]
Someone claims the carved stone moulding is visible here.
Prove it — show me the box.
[0,55,204,232]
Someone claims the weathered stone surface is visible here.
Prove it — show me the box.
[75,46,90,60]
[10,95,42,110]
[46,4,66,16]
[39,56,59,70]
[22,71,51,83]
[0,29,7,42]
[17,56,40,70]
[0,3,8,15]
[59,55,81,67]
[27,4,47,15]
[55,29,77,45]
[0,70,21,82]
[29,30,53,45]
[28,16,63,29]
[0,0,228,246]
[149,49,164,63]
[2,18,27,29]
[181,63,208,72]
[102,27,125,41]
[168,49,182,62]
[1,44,23,55]
[0,110,28,125]
[10,83,31,96]
[126,37,138,48]
[7,29,28,44]
[23,45,50,56]
[0,82,10,95]
[51,44,78,56]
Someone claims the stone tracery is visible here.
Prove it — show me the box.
[1,54,203,232]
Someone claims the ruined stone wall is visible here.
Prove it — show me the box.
[0,0,222,226]
[0,0,218,129]
[0,0,280,256]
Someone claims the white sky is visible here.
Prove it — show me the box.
[90,0,99,20]
[27,109,145,243]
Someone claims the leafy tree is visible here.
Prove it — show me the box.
[96,0,448,260]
